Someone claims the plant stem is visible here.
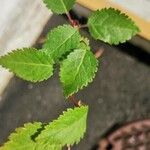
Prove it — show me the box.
[79,24,88,29]
[95,48,104,58]
[66,12,104,59]
[68,95,82,107]
[66,13,76,27]
[67,145,71,150]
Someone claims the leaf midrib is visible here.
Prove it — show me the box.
[72,49,86,84]
[37,109,87,144]
[49,29,78,56]
[60,0,68,13]
[51,112,86,138]
[2,61,51,67]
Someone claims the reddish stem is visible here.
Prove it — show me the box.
[68,95,82,107]
[95,48,104,58]
[66,12,89,30]
[66,12,100,108]
[66,13,76,27]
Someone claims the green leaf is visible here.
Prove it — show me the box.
[88,8,140,45]
[35,141,62,150]
[0,107,88,150]
[79,37,90,50]
[43,25,81,62]
[43,0,76,14]
[0,122,42,150]
[0,48,54,82]
[60,48,98,97]
[36,106,88,148]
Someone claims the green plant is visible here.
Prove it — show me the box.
[0,0,139,149]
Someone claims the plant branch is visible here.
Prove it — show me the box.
[68,95,82,107]
[66,13,76,27]
[79,24,88,29]
[95,48,104,58]
[67,145,71,150]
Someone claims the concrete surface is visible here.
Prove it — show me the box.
[0,15,150,150]
[111,0,150,21]
[0,0,52,96]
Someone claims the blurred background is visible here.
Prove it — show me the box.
[0,0,150,149]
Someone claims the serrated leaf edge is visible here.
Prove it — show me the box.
[60,49,99,98]
[88,7,140,45]
[43,24,81,61]
[36,106,88,146]
[0,122,42,148]
[0,48,54,83]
